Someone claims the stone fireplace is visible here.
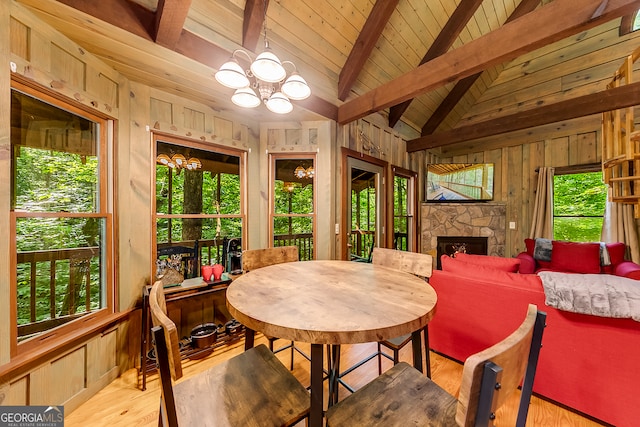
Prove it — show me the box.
[421,202,506,267]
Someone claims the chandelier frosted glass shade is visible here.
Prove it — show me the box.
[282,73,311,100]
[215,42,310,113]
[250,48,286,83]
[266,92,293,114]
[214,59,250,89]
[232,87,261,108]
[156,154,171,165]
[172,153,186,167]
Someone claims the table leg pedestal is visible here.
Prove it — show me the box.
[310,343,324,427]
[411,330,424,373]
[244,328,255,351]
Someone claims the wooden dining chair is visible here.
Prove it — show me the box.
[337,247,433,394]
[326,304,546,427]
[372,248,434,375]
[242,246,302,369]
[149,281,310,427]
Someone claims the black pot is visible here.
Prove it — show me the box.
[225,319,242,336]
[190,323,218,349]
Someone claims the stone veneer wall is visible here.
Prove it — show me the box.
[421,202,507,258]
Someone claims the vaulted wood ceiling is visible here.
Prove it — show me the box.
[15,0,640,152]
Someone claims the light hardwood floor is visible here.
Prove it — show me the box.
[65,334,606,426]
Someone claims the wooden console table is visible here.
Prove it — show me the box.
[139,277,233,390]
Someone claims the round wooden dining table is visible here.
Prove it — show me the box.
[226,259,438,427]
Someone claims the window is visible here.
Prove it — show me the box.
[11,80,114,349]
[392,168,416,251]
[633,11,640,31]
[155,136,245,273]
[271,156,316,260]
[553,170,608,242]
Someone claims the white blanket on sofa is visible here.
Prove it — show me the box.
[538,271,640,321]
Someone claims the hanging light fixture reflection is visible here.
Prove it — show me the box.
[156,153,202,172]
[214,5,310,114]
[294,164,314,179]
[283,182,296,193]
[294,165,307,179]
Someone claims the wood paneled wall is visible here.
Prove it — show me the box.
[433,127,640,258]
[2,1,130,411]
[1,1,259,412]
[257,120,335,258]
[336,115,434,256]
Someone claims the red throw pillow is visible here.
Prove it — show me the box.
[454,253,521,272]
[550,241,601,274]
[606,243,625,266]
[524,238,535,256]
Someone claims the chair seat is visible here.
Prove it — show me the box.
[380,333,411,349]
[171,344,310,426]
[326,362,457,427]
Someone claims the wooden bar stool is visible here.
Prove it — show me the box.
[149,281,310,426]
[326,304,546,426]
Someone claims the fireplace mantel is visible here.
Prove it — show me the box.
[421,202,506,258]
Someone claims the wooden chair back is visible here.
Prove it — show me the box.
[242,246,299,272]
[371,247,433,279]
[456,304,546,426]
[149,281,183,380]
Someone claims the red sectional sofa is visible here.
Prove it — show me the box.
[428,254,640,427]
[516,239,640,279]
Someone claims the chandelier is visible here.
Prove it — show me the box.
[156,153,202,171]
[214,17,310,114]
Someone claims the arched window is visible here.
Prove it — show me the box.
[633,11,640,31]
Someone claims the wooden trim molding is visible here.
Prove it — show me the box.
[0,310,131,384]
[619,11,638,36]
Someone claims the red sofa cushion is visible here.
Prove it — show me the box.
[550,241,601,274]
[453,252,521,272]
[441,255,540,287]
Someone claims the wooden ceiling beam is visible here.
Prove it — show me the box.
[338,0,640,125]
[243,0,268,51]
[337,0,400,101]
[54,0,155,40]
[407,80,640,152]
[175,31,234,70]
[420,0,542,135]
[154,0,193,49]
[48,0,337,120]
[387,0,484,128]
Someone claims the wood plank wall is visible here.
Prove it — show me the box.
[337,115,435,255]
[258,120,336,258]
[432,18,640,257]
[434,129,606,258]
[1,1,258,412]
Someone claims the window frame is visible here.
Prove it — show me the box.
[552,163,607,242]
[619,10,640,36]
[269,153,317,260]
[152,132,247,274]
[10,76,116,359]
[390,166,418,252]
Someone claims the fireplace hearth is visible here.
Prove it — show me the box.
[436,236,488,269]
